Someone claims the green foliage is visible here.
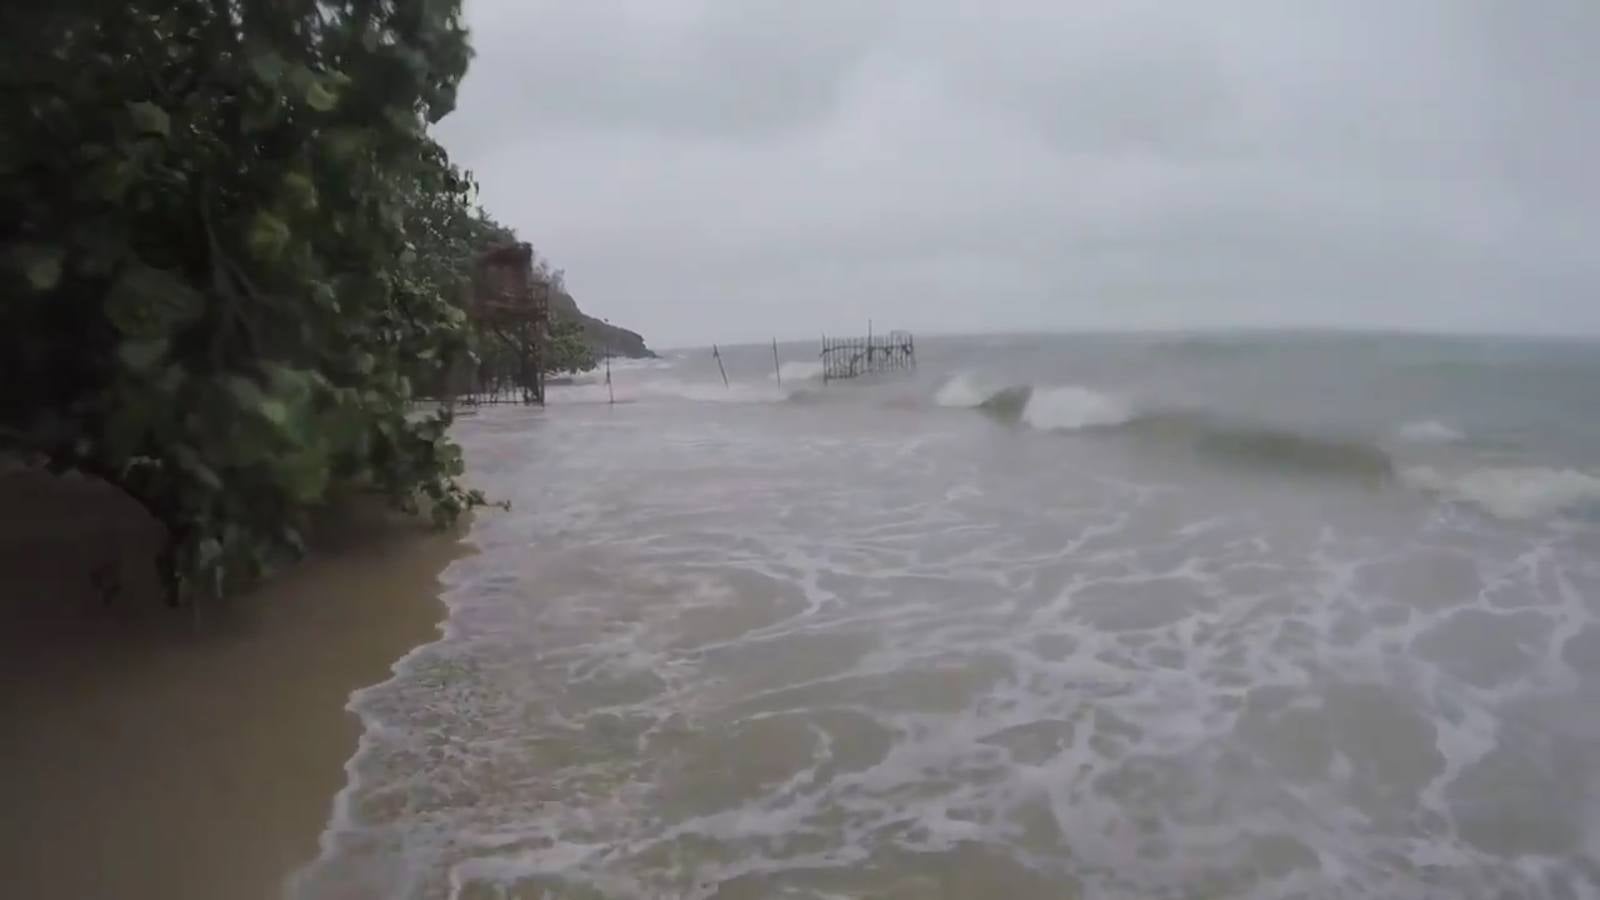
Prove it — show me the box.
[544,315,597,375]
[0,0,490,603]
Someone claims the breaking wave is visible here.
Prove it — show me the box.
[947,375,1597,518]
[1125,412,1397,481]
[559,369,1596,521]
[933,374,1040,421]
[937,375,1130,428]
[934,375,1395,482]
[1395,419,1464,444]
[1403,465,1600,520]
[933,372,992,408]
[773,361,825,383]
[1020,385,1135,431]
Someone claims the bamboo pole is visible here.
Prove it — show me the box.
[713,343,729,387]
[603,318,614,404]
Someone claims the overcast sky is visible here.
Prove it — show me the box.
[434,0,1600,347]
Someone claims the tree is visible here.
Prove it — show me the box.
[544,315,597,375]
[1,0,488,602]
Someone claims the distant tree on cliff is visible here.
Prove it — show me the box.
[0,0,487,602]
[544,316,598,375]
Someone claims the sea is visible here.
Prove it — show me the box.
[292,331,1600,899]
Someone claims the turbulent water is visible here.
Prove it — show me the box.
[294,332,1600,899]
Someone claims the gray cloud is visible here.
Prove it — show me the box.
[437,0,1600,346]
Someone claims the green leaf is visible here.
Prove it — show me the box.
[223,375,265,409]
[428,84,459,122]
[10,244,64,291]
[105,264,204,337]
[285,65,338,112]
[258,399,291,427]
[118,337,169,372]
[127,101,170,139]
[323,127,368,162]
[280,172,317,212]
[245,212,291,261]
[248,50,287,86]
[173,445,223,491]
[241,97,282,134]
[385,106,423,136]
[279,448,329,502]
[86,158,135,202]
[305,82,338,112]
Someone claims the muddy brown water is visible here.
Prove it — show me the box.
[0,472,465,900]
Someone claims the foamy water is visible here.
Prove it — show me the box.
[295,333,1600,899]
[1019,385,1133,432]
[1397,420,1466,445]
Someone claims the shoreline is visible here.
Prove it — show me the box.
[0,471,467,900]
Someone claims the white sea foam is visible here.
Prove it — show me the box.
[548,376,786,405]
[609,356,676,371]
[296,391,1600,900]
[648,379,787,404]
[1404,465,1600,519]
[1396,419,1464,444]
[1020,385,1133,431]
[773,360,825,382]
[934,372,992,408]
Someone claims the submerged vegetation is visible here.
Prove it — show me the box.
[0,1,561,602]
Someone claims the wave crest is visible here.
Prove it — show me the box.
[774,361,825,383]
[934,373,993,408]
[1123,412,1396,481]
[1396,419,1464,444]
[933,375,1043,421]
[1021,386,1135,431]
[1403,466,1600,519]
[937,376,1394,480]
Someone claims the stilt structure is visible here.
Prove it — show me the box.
[820,330,916,383]
[455,242,549,405]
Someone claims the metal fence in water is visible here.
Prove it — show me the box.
[820,331,916,382]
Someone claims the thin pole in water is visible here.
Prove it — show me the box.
[713,343,729,387]
[604,318,614,405]
[772,337,781,385]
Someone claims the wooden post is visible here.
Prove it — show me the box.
[772,337,782,384]
[713,343,729,387]
[604,318,613,405]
